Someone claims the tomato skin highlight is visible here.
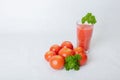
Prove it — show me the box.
[49,55,64,70]
[50,44,61,54]
[58,47,74,58]
[44,51,56,62]
[61,41,73,49]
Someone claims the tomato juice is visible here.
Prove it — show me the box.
[77,24,93,51]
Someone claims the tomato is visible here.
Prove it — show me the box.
[49,55,64,70]
[44,51,56,62]
[74,47,85,54]
[61,41,73,49]
[77,52,87,66]
[58,47,74,58]
[50,44,61,54]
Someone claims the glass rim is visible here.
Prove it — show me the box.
[76,20,94,26]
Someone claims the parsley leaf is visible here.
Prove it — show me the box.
[65,54,81,71]
[81,13,97,25]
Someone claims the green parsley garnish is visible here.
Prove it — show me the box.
[81,13,97,25]
[64,54,81,71]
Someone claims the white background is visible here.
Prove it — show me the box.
[0,0,120,80]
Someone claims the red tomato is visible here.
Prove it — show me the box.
[44,51,56,62]
[58,47,74,58]
[49,55,64,70]
[77,52,87,66]
[50,44,61,54]
[74,47,85,54]
[61,41,73,49]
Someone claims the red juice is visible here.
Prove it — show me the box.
[77,24,93,51]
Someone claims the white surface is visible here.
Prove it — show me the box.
[0,0,120,80]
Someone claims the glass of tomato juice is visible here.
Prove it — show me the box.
[76,23,93,51]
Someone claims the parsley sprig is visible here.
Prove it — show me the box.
[81,13,97,25]
[65,54,81,71]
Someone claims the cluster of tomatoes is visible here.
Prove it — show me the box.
[44,41,87,70]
